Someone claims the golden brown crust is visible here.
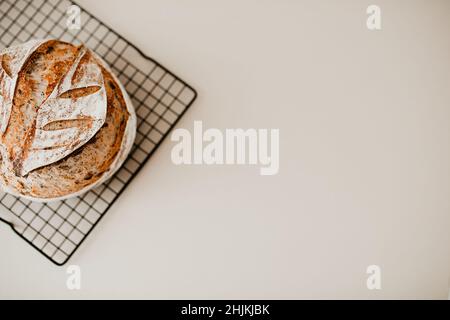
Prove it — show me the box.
[0,40,131,199]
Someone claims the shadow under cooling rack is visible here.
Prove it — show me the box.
[0,0,197,265]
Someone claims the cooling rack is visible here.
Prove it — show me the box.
[0,0,197,265]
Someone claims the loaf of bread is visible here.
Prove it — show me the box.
[0,39,136,202]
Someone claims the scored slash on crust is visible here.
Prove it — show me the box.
[0,39,46,134]
[0,54,15,134]
[20,44,107,176]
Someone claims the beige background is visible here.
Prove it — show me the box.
[1,0,449,299]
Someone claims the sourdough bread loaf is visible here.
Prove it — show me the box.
[0,39,136,202]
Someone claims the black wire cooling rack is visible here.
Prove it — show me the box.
[0,0,197,265]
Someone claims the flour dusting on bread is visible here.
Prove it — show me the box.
[0,39,136,202]
[0,40,46,133]
[21,45,107,176]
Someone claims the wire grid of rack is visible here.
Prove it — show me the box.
[0,0,197,265]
